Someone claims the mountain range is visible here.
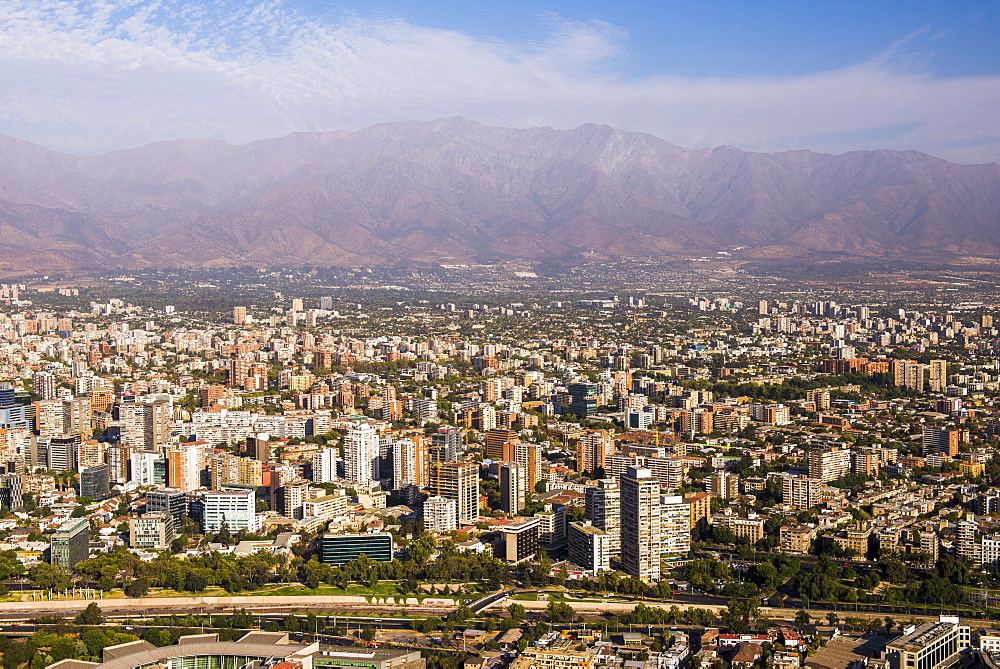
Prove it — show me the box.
[0,117,997,273]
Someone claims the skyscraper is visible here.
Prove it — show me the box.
[621,466,661,582]
[929,359,948,392]
[312,447,338,483]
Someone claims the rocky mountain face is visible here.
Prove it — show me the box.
[0,117,997,273]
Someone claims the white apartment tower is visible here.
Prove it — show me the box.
[621,466,661,582]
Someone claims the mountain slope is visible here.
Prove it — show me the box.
[0,117,996,272]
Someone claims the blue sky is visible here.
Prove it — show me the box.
[0,0,996,162]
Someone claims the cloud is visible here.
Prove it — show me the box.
[0,0,996,164]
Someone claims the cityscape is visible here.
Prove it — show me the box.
[0,1,998,669]
[0,265,995,669]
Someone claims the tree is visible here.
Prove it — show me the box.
[508,602,526,620]
[125,578,151,598]
[795,610,811,626]
[75,602,104,625]
[826,612,840,626]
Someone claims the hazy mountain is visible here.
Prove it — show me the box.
[0,117,997,273]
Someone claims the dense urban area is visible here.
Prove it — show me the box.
[0,262,998,669]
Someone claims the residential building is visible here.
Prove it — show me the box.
[621,466,661,582]
[423,495,458,533]
[501,517,540,564]
[568,521,612,574]
[585,478,620,556]
[429,461,478,525]
[129,512,175,550]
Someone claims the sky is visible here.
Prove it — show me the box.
[0,0,997,163]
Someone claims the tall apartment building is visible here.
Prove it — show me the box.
[923,427,960,457]
[515,442,542,489]
[142,399,171,450]
[928,359,948,393]
[344,423,380,485]
[483,429,519,462]
[232,306,247,326]
[501,517,540,564]
[391,437,427,490]
[577,430,613,474]
[782,474,825,509]
[500,461,527,515]
[809,445,850,483]
[429,461,478,525]
[166,442,205,491]
[707,472,740,498]
[661,495,692,555]
[805,388,832,411]
[423,495,458,533]
[893,360,926,392]
[312,447,338,483]
[62,397,91,435]
[621,466,661,582]
[567,522,612,574]
[585,478,620,556]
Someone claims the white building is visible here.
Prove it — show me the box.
[423,495,458,533]
[344,423,380,486]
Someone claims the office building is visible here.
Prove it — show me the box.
[887,616,971,669]
[145,488,187,521]
[429,461,478,525]
[129,512,175,550]
[483,429,519,462]
[431,427,463,462]
[200,488,260,533]
[48,434,79,472]
[567,382,599,417]
[321,532,393,565]
[0,474,23,511]
[50,518,89,568]
[621,466,661,582]
[80,463,110,501]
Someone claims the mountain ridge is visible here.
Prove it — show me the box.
[0,117,996,273]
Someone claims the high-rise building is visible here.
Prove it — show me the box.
[312,447,338,483]
[567,382,599,417]
[707,472,740,498]
[62,397,91,435]
[483,429,519,462]
[431,427,463,462]
[499,461,527,515]
[567,522,612,574]
[501,517,540,564]
[232,306,247,326]
[391,437,427,490]
[80,463,110,501]
[893,360,926,392]
[923,427,960,457]
[929,359,948,393]
[130,450,166,487]
[585,478,620,555]
[809,445,851,483]
[344,423,380,485]
[145,488,187,521]
[166,442,205,491]
[31,372,57,400]
[48,434,80,472]
[429,461,478,525]
[621,466,661,582]
[781,473,824,509]
[423,495,458,533]
[49,518,90,568]
[577,430,612,474]
[515,442,542,490]
[661,495,691,555]
[0,474,23,511]
[142,399,170,450]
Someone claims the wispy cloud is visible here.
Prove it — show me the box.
[0,0,996,163]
